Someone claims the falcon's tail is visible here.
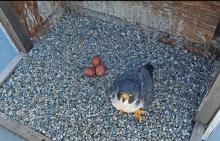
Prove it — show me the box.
[143,63,154,77]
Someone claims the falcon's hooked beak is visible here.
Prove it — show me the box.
[121,93,130,102]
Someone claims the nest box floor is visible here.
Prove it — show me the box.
[0,13,214,140]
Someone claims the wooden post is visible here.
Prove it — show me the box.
[0,2,33,85]
[201,109,220,140]
[0,1,33,52]
[0,52,24,85]
[0,112,52,141]
[190,20,220,141]
[190,122,205,141]
[194,71,220,125]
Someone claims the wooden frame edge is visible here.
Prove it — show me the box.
[0,112,52,141]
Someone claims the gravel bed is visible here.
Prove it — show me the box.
[0,13,215,141]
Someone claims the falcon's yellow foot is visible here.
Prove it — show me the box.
[134,109,148,122]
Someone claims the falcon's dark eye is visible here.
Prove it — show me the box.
[128,94,136,104]
[116,93,121,100]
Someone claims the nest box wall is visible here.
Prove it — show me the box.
[8,1,220,58]
[68,1,220,44]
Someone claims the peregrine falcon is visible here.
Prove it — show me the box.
[110,63,154,122]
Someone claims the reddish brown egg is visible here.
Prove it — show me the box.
[95,64,105,76]
[84,67,95,77]
[92,55,102,67]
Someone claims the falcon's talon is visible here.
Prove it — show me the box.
[142,110,149,116]
[134,109,146,122]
